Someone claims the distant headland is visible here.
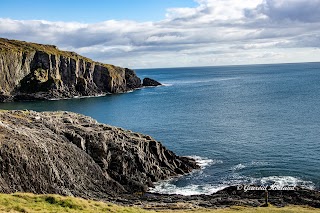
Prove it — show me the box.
[0,38,160,102]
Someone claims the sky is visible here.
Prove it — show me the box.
[1,0,320,68]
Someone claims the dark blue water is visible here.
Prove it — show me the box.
[1,62,320,195]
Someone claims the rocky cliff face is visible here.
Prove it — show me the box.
[0,38,142,102]
[0,110,199,199]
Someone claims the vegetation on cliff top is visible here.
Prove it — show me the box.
[0,193,319,213]
[0,193,148,213]
[0,37,84,58]
[0,37,115,70]
[0,37,146,100]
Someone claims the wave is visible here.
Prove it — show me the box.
[259,176,315,190]
[49,93,107,101]
[161,83,173,87]
[149,182,228,196]
[150,175,315,196]
[140,91,169,96]
[231,163,246,171]
[149,166,315,195]
[149,158,315,196]
[229,162,315,190]
[148,156,225,195]
[188,155,222,168]
[231,161,269,171]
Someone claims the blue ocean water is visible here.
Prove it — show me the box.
[1,62,320,195]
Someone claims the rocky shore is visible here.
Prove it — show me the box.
[0,38,319,210]
[0,110,319,210]
[134,186,320,209]
[0,110,199,199]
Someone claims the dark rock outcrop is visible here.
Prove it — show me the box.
[118,186,320,209]
[125,68,142,90]
[0,110,199,199]
[143,78,162,87]
[0,38,144,101]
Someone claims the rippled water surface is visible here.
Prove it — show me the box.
[1,62,320,195]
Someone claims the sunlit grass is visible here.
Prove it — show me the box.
[0,193,150,213]
[160,205,320,213]
[0,193,319,213]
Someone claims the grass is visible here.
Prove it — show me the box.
[160,205,320,212]
[0,193,319,213]
[0,37,89,60]
[0,193,149,213]
[0,37,119,71]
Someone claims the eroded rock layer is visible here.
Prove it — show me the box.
[0,38,142,101]
[0,110,199,199]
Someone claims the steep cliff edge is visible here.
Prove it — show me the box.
[0,38,142,102]
[0,110,199,199]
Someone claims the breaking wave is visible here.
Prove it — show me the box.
[149,182,228,196]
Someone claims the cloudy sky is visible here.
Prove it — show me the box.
[1,0,320,68]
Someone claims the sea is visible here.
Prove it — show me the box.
[1,62,320,195]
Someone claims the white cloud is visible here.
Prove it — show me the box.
[249,0,320,22]
[0,0,320,68]
[166,0,262,23]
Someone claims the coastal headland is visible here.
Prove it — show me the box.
[0,38,319,211]
[0,38,159,102]
[0,110,319,210]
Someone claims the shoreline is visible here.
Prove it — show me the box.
[118,185,320,209]
[0,110,199,200]
[0,110,319,210]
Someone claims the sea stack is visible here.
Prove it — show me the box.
[142,77,162,87]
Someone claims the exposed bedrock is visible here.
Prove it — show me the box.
[0,110,199,199]
[0,38,148,101]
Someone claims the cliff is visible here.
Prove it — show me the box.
[0,110,199,199]
[0,38,142,102]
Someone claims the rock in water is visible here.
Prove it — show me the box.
[0,38,143,101]
[143,78,162,87]
[0,110,199,199]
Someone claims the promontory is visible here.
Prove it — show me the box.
[0,38,159,102]
[0,110,199,199]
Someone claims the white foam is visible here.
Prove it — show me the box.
[148,156,225,195]
[141,91,168,96]
[231,161,269,171]
[49,93,106,101]
[259,176,315,189]
[231,163,246,171]
[188,155,222,168]
[214,77,240,82]
[149,174,315,196]
[149,158,315,196]
[160,83,173,87]
[149,181,228,196]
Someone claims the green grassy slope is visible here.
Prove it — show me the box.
[0,193,319,213]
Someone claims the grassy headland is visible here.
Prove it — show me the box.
[0,37,117,70]
[0,193,319,213]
